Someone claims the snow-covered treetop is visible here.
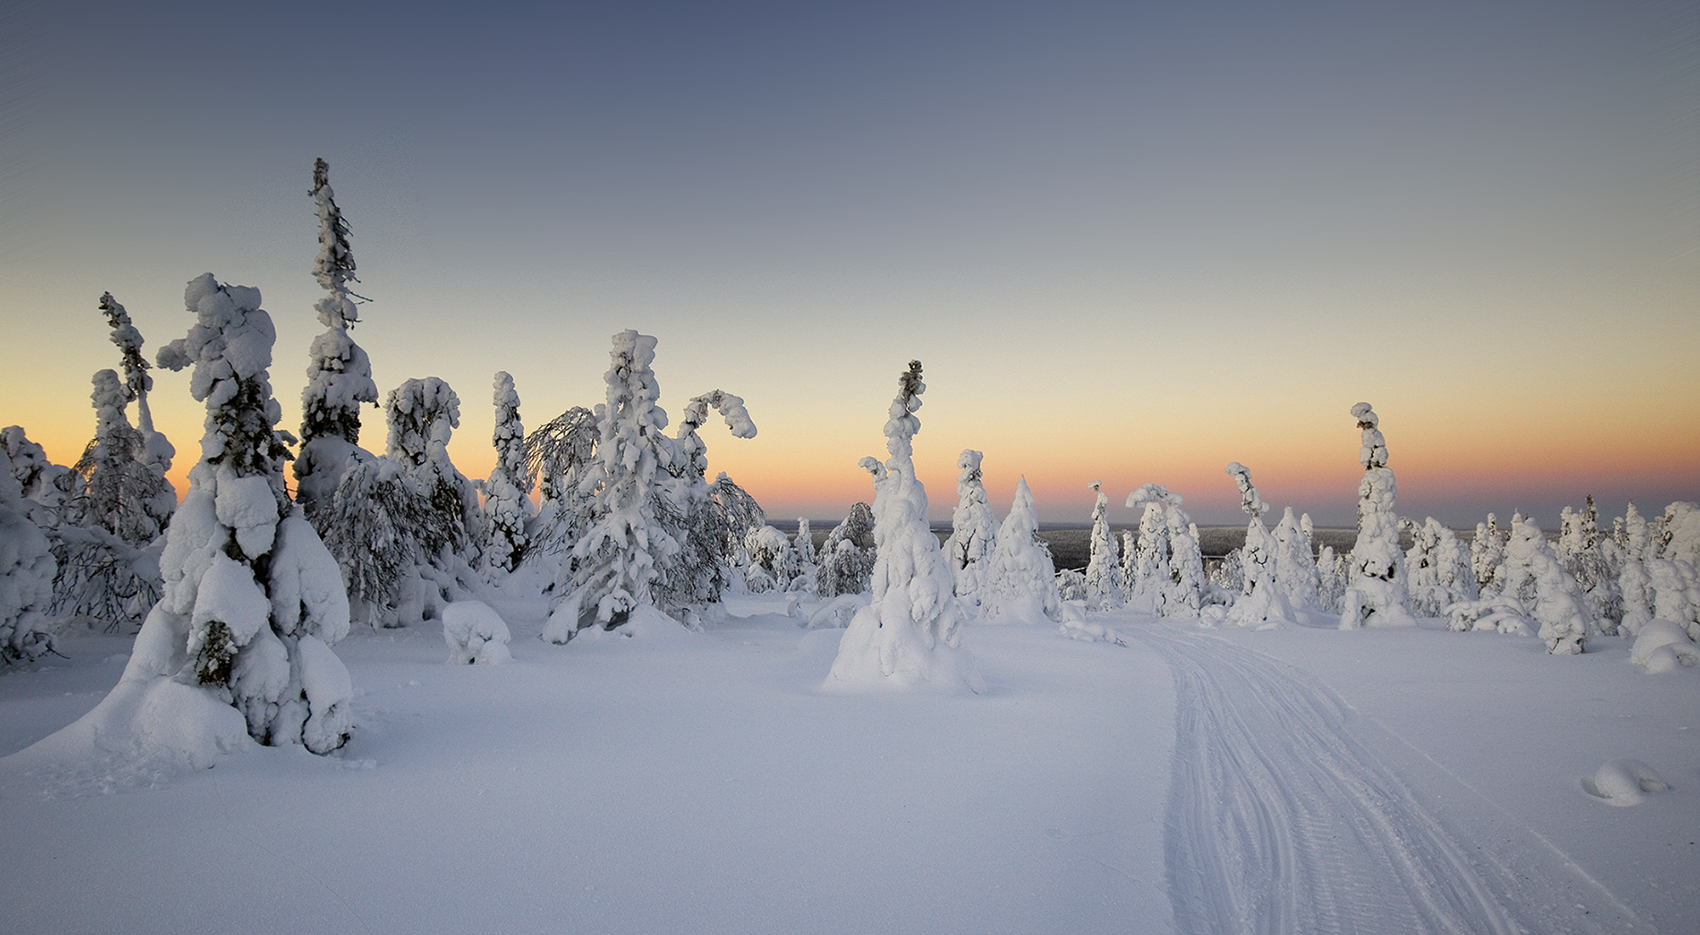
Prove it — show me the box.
[675,389,756,478]
[311,158,359,328]
[883,360,924,460]
[491,371,530,497]
[1225,462,1266,518]
[1126,482,1182,509]
[385,377,460,470]
[1352,402,1388,469]
[958,448,983,481]
[99,292,151,402]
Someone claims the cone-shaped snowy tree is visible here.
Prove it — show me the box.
[1123,483,1204,618]
[826,361,983,693]
[1225,462,1292,627]
[544,331,679,641]
[1083,481,1124,610]
[942,449,998,608]
[50,275,353,765]
[295,159,379,523]
[1616,503,1655,635]
[482,371,533,573]
[1272,507,1322,612]
[983,476,1062,623]
[816,502,876,598]
[1340,403,1415,628]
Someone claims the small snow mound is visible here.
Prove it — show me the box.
[442,600,512,664]
[1581,758,1669,806]
[805,592,868,630]
[567,604,696,645]
[1630,619,1699,672]
[1057,601,1126,645]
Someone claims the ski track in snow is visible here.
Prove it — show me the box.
[1131,624,1643,935]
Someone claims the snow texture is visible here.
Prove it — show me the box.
[826,361,983,693]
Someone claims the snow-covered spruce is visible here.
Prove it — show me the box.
[1470,513,1507,596]
[1557,497,1620,633]
[1404,516,1477,617]
[816,502,876,599]
[1656,501,1700,569]
[0,450,57,663]
[826,361,983,692]
[1272,507,1322,612]
[743,525,799,592]
[523,405,598,555]
[3,426,83,529]
[1225,462,1292,627]
[656,390,758,615]
[1449,518,1589,652]
[1083,481,1123,610]
[942,449,998,609]
[1616,502,1655,635]
[982,476,1061,623]
[97,292,176,529]
[1124,483,1204,618]
[76,368,171,546]
[544,332,680,641]
[295,158,378,524]
[1340,403,1415,628]
[59,275,352,763]
[791,517,818,590]
[481,372,533,573]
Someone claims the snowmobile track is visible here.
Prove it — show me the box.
[1132,625,1636,935]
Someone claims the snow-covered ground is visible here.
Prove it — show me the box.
[2,596,1696,934]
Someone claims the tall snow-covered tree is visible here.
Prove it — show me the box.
[544,331,679,641]
[942,449,998,608]
[98,292,175,527]
[1225,462,1291,627]
[982,476,1062,623]
[77,274,353,759]
[295,158,378,523]
[1616,502,1655,635]
[827,361,982,692]
[0,450,57,663]
[1340,402,1414,628]
[1083,481,1123,610]
[482,371,533,573]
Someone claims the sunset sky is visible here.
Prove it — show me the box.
[2,1,1695,529]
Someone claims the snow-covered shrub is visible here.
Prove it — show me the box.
[0,450,57,663]
[1630,619,1699,673]
[816,502,876,599]
[545,332,679,641]
[442,600,512,665]
[295,159,378,523]
[481,372,533,573]
[1055,568,1087,602]
[826,361,982,693]
[1404,517,1477,617]
[1340,403,1415,629]
[982,477,1061,623]
[92,274,354,757]
[942,449,998,608]
[1083,481,1123,611]
[1224,462,1291,627]
[1273,507,1322,612]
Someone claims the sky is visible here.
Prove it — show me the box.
[2,0,1695,529]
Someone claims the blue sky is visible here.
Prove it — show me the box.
[3,1,1695,527]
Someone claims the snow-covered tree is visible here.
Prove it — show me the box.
[1315,544,1346,613]
[1340,403,1414,628]
[295,158,379,523]
[386,377,482,563]
[544,332,679,641]
[942,449,998,608]
[1617,503,1655,635]
[1124,482,1203,618]
[1404,516,1477,616]
[1449,517,1589,652]
[76,368,171,546]
[982,476,1061,623]
[816,502,876,599]
[98,292,175,527]
[524,405,599,553]
[826,361,982,692]
[1272,507,1321,611]
[1083,481,1123,610]
[1655,501,1700,569]
[1225,462,1291,627]
[1556,496,1619,633]
[743,525,799,592]
[2,427,82,527]
[794,517,817,567]
[0,450,57,663]
[656,390,758,614]
[86,274,352,758]
[1470,513,1506,594]
[482,372,533,573]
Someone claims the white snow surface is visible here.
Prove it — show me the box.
[2,597,1699,933]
